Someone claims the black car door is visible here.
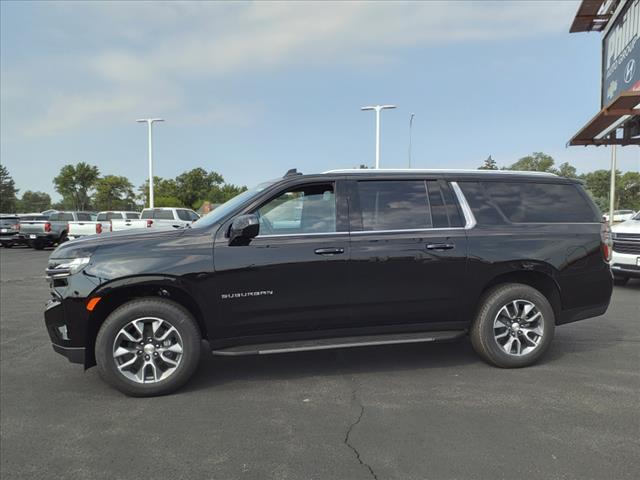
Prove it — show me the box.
[348,178,469,329]
[212,179,351,338]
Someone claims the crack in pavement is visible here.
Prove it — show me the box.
[344,379,379,480]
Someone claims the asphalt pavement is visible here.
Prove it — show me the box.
[1,247,639,480]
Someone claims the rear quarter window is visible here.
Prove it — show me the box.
[483,181,598,223]
[126,213,140,219]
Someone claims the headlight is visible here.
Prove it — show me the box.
[46,257,91,278]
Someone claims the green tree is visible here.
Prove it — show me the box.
[18,191,51,212]
[0,164,19,212]
[619,171,640,211]
[556,162,578,178]
[94,176,136,211]
[53,162,100,210]
[175,168,224,208]
[478,155,498,170]
[505,152,556,172]
[138,177,180,207]
[207,183,247,204]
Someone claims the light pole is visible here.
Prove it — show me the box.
[361,104,396,169]
[408,113,415,168]
[136,118,164,208]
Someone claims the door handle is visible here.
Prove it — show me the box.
[426,243,455,251]
[314,247,345,255]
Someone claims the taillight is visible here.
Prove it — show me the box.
[146,219,153,227]
[601,222,612,262]
[44,222,51,233]
[96,223,102,234]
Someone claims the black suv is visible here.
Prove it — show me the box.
[44,169,613,396]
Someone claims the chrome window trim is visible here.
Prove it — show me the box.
[450,181,477,230]
[351,227,465,235]
[256,231,349,239]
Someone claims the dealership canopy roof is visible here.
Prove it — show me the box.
[569,91,640,146]
[570,0,621,33]
[569,0,639,146]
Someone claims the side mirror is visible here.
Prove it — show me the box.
[229,214,260,245]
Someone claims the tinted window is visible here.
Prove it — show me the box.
[357,180,431,231]
[141,210,174,220]
[126,212,140,220]
[155,210,174,220]
[189,210,200,221]
[441,182,464,227]
[76,213,92,221]
[426,181,449,228]
[96,213,108,221]
[483,182,598,223]
[458,182,505,225]
[20,215,47,221]
[176,209,191,221]
[257,183,335,234]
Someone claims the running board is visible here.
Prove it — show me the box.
[211,330,466,356]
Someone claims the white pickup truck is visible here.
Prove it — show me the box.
[67,211,140,240]
[110,207,200,231]
[610,211,640,285]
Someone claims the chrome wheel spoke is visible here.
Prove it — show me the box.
[113,316,183,384]
[492,299,544,357]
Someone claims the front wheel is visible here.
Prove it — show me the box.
[470,283,555,368]
[95,298,202,397]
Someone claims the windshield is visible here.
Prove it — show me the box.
[192,181,276,229]
[633,212,640,220]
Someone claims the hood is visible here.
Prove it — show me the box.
[50,227,188,259]
[612,218,640,234]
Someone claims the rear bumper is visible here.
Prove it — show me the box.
[558,301,610,325]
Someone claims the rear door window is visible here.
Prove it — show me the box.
[126,212,140,219]
[76,213,92,221]
[357,180,432,231]
[482,182,598,223]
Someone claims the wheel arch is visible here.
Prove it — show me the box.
[84,276,208,368]
[479,269,562,323]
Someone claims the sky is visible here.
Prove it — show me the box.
[1,1,638,201]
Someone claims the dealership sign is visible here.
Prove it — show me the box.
[602,0,640,106]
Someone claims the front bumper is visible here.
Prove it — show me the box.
[44,298,86,364]
[610,251,640,278]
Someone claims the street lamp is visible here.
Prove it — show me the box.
[408,113,415,168]
[136,118,164,208]
[361,104,396,169]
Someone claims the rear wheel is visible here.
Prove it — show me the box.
[613,276,629,286]
[471,283,555,368]
[95,298,202,396]
[32,240,45,250]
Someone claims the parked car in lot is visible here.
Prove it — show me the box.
[610,211,640,285]
[0,215,19,247]
[44,169,612,396]
[68,211,140,240]
[21,211,93,249]
[110,207,199,231]
[2,214,50,247]
[603,209,636,223]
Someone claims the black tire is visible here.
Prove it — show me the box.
[32,241,45,250]
[95,298,202,397]
[613,276,629,286]
[2,242,13,248]
[470,283,555,368]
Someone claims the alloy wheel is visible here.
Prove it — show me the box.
[493,300,544,356]
[112,317,183,383]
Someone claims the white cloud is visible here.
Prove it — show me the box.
[2,1,579,138]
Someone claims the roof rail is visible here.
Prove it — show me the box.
[322,168,558,176]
